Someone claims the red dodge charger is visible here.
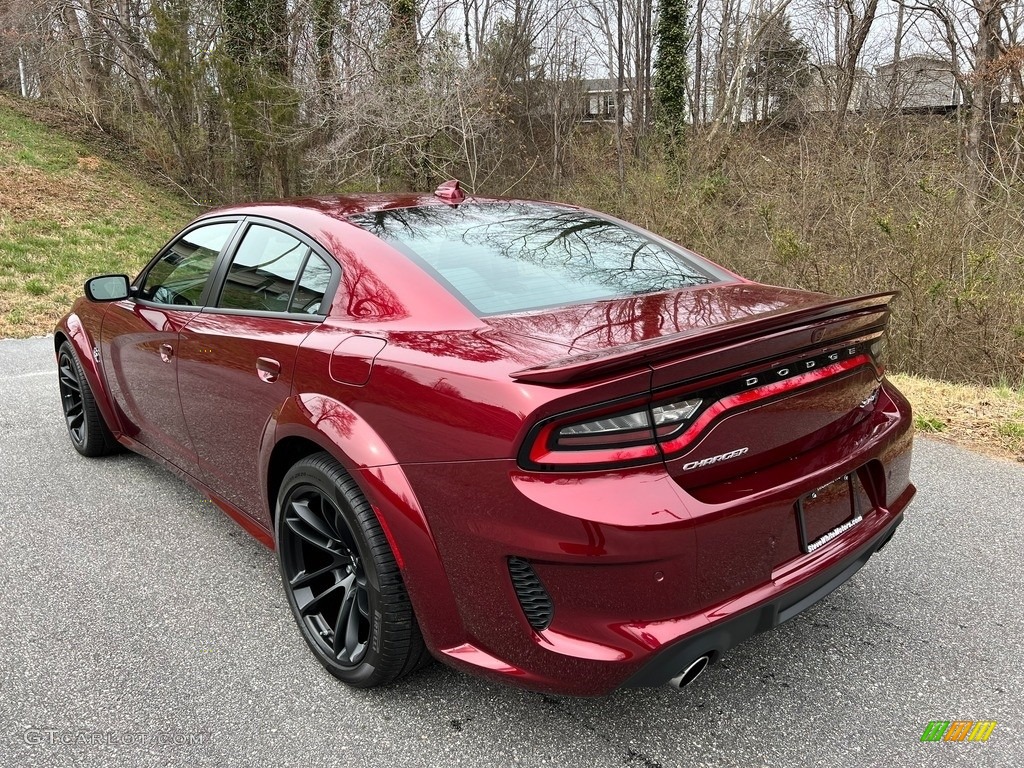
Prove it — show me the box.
[55,182,914,696]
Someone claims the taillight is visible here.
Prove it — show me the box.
[652,399,704,433]
[553,409,653,448]
[528,402,660,468]
[552,398,702,448]
[526,397,705,469]
[521,340,878,471]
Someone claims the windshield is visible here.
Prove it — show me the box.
[348,202,722,315]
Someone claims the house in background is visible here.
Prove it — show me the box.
[582,54,1009,127]
[873,55,959,112]
[798,57,965,116]
[582,78,631,123]
[800,65,874,114]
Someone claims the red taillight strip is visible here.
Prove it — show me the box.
[528,420,660,466]
[657,355,873,455]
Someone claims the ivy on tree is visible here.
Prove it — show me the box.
[653,0,691,140]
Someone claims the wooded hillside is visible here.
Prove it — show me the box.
[1,1,1022,384]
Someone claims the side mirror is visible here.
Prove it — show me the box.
[85,274,131,302]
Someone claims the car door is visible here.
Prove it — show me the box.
[100,219,241,472]
[176,220,340,522]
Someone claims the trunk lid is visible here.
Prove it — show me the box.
[494,284,893,474]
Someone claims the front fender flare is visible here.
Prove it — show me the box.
[55,313,123,437]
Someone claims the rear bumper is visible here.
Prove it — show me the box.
[382,381,915,696]
[623,506,905,687]
[414,482,912,697]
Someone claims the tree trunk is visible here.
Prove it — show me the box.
[967,0,1007,205]
[885,2,904,113]
[692,0,705,128]
[616,0,625,190]
[61,3,104,116]
[833,0,879,132]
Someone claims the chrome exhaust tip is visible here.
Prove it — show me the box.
[667,655,710,690]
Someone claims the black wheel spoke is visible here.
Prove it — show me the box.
[310,494,345,540]
[332,573,366,662]
[285,500,341,555]
[295,577,348,617]
[289,560,348,589]
[58,363,80,392]
[291,497,337,540]
[356,577,370,620]
[65,404,83,423]
[333,509,361,554]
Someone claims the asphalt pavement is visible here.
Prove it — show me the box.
[1,335,1021,767]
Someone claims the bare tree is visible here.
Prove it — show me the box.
[832,0,880,128]
[903,1,1019,201]
[703,0,795,146]
[966,0,1011,201]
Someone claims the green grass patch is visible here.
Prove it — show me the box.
[0,109,78,172]
[995,381,1024,398]
[23,278,49,295]
[914,415,947,433]
[997,421,1024,439]
[0,103,194,337]
[890,373,1024,461]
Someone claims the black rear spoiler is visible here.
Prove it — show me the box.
[509,292,897,385]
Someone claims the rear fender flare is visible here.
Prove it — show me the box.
[266,394,466,650]
[264,393,405,500]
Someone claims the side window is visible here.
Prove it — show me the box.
[290,253,333,315]
[139,223,236,306]
[217,225,309,312]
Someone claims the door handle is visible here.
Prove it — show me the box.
[159,343,174,363]
[256,357,281,383]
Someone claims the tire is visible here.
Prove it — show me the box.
[275,452,430,687]
[57,341,120,457]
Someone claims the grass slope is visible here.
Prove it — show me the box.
[0,100,194,337]
[889,374,1024,463]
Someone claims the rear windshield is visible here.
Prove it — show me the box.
[348,202,722,315]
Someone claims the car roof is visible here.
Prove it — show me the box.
[204,192,518,220]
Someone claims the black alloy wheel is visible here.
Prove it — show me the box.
[276,453,430,687]
[57,341,118,457]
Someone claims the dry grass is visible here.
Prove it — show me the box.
[889,373,1024,463]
